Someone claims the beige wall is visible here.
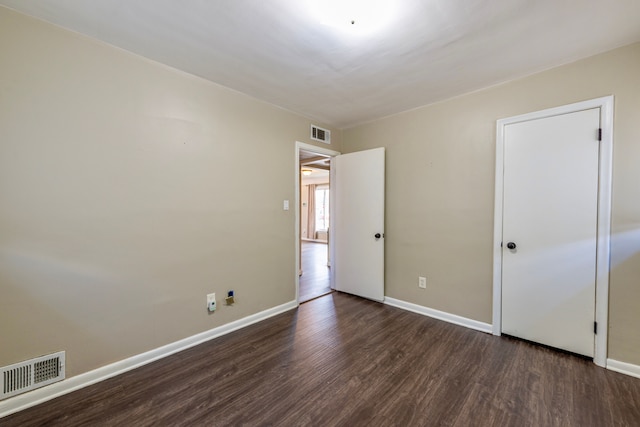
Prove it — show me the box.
[0,7,341,377]
[343,42,640,365]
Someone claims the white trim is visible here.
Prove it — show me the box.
[492,116,506,337]
[607,359,640,379]
[384,297,492,334]
[594,97,614,367]
[295,141,340,303]
[492,96,613,367]
[0,300,298,419]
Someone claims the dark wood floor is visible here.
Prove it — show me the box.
[299,241,331,303]
[3,292,640,426]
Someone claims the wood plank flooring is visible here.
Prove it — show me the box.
[3,292,640,426]
[299,241,331,303]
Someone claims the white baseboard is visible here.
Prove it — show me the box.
[384,297,492,334]
[0,300,298,419]
[607,359,640,379]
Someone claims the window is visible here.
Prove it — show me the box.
[315,185,329,231]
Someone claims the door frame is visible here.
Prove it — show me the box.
[295,141,340,303]
[492,96,613,367]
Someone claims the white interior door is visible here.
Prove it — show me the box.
[333,147,385,302]
[501,108,600,357]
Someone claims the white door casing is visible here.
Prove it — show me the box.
[493,96,613,367]
[333,147,385,302]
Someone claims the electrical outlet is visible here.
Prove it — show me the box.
[225,290,235,305]
[207,293,216,312]
[418,276,427,289]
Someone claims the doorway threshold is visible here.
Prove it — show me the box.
[300,290,334,304]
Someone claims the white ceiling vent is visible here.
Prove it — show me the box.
[1,351,65,400]
[311,125,331,144]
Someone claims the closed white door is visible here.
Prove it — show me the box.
[333,147,385,302]
[502,108,600,357]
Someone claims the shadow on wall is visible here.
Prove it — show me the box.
[0,248,124,374]
[610,224,640,268]
[608,223,640,362]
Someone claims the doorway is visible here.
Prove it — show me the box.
[299,151,332,302]
[295,142,340,303]
[295,142,386,304]
[492,96,613,367]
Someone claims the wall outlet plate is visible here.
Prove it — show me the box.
[207,293,216,312]
[418,277,427,289]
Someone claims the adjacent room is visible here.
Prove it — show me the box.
[1,0,640,425]
[298,150,332,303]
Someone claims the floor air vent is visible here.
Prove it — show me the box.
[311,125,331,144]
[1,351,65,400]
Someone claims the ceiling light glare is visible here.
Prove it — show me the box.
[309,0,397,36]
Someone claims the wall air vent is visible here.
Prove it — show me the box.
[311,125,331,144]
[1,351,65,400]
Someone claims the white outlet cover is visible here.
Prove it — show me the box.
[418,277,427,288]
[207,293,216,311]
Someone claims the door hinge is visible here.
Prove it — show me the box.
[594,321,598,334]
[598,128,602,141]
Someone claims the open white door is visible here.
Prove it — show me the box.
[333,147,385,302]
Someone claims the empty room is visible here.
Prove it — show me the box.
[1,1,640,425]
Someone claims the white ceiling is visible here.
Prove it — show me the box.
[2,0,640,129]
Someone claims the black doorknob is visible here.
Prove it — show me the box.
[374,233,382,239]
[506,242,517,250]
